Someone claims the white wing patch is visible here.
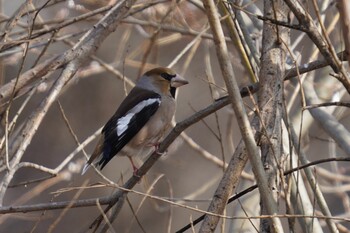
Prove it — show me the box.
[116,98,161,136]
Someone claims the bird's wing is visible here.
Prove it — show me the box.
[97,88,161,169]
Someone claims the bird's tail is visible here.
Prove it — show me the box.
[81,136,104,175]
[81,163,91,175]
[81,154,104,175]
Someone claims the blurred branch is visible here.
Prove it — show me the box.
[0,62,78,205]
[0,30,88,58]
[47,179,89,233]
[0,0,137,205]
[288,116,340,233]
[284,51,348,80]
[0,55,59,106]
[0,4,113,52]
[0,1,30,50]
[303,79,350,154]
[218,1,257,82]
[337,0,350,67]
[0,13,346,108]
[304,101,350,109]
[0,156,349,214]
[0,0,64,25]
[123,18,231,41]
[283,0,350,93]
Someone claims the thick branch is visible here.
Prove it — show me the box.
[258,0,289,232]
[201,0,283,232]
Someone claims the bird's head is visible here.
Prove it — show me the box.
[138,67,189,97]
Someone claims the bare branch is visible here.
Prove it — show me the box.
[201,0,283,232]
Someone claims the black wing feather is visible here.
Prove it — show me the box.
[97,89,161,170]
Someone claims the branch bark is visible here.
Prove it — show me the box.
[258,0,289,232]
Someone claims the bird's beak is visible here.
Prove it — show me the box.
[171,75,189,88]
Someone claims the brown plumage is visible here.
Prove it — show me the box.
[82,67,188,174]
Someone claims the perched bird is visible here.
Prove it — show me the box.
[82,67,188,175]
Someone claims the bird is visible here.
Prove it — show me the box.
[82,67,188,175]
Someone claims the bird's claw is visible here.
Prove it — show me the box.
[148,143,167,155]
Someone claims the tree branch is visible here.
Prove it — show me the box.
[200,0,283,232]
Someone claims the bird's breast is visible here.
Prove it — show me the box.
[125,96,176,156]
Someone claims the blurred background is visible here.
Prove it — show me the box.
[0,0,349,232]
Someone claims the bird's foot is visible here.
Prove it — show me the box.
[128,156,141,178]
[149,143,167,155]
[132,168,141,178]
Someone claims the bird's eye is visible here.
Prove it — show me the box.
[161,72,176,81]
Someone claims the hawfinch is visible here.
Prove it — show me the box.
[82,67,188,174]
